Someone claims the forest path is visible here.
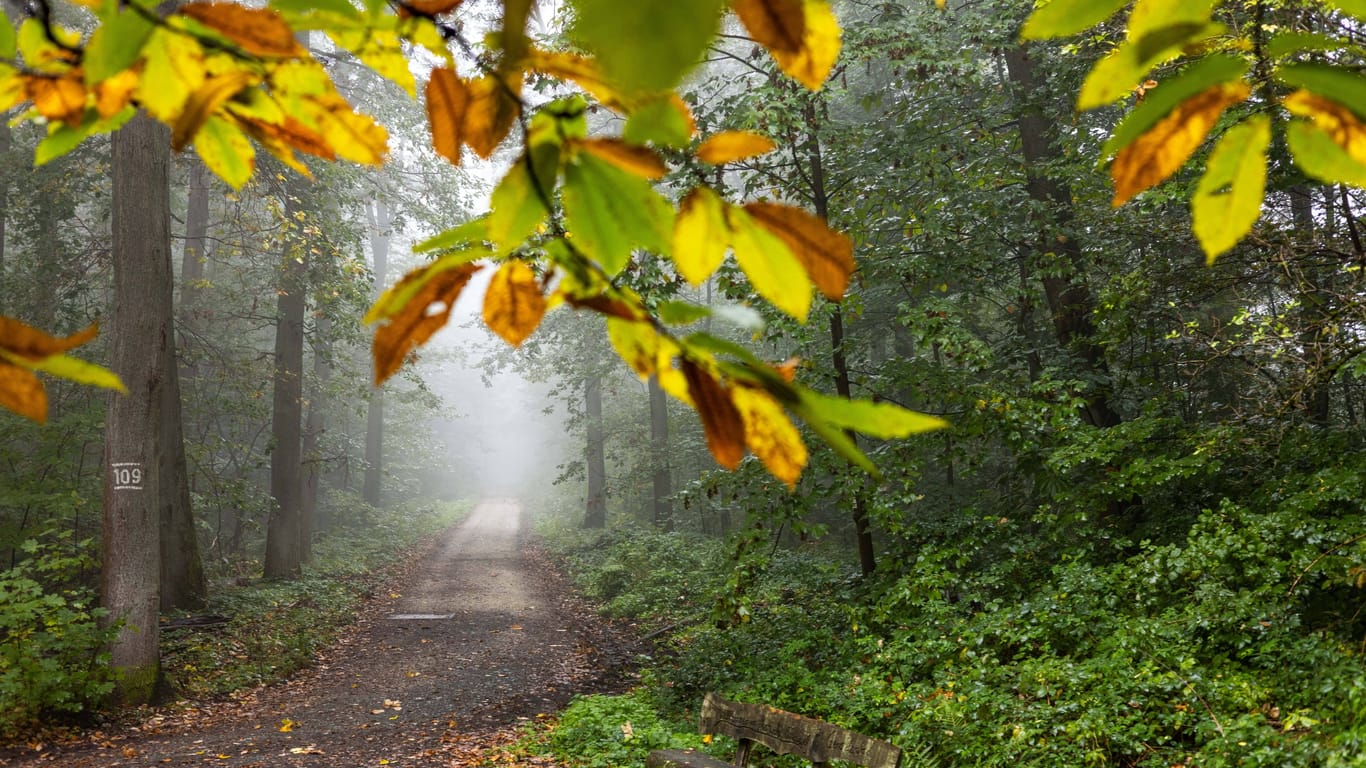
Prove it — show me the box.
[12,500,634,767]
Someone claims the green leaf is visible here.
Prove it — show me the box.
[1192,115,1269,264]
[83,8,155,85]
[1103,54,1249,157]
[27,354,127,394]
[727,206,811,322]
[1286,119,1366,188]
[194,115,255,190]
[1266,31,1350,60]
[0,11,16,59]
[798,390,948,439]
[562,152,672,277]
[1127,0,1216,41]
[624,98,693,148]
[1327,0,1366,21]
[683,332,766,369]
[790,403,877,475]
[1277,63,1366,122]
[1020,0,1129,40]
[488,158,550,253]
[656,300,711,325]
[35,107,135,165]
[415,217,490,254]
[1079,23,1224,110]
[270,0,362,19]
[569,0,726,95]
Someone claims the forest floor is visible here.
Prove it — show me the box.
[4,500,643,767]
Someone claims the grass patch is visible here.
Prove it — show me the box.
[162,499,468,699]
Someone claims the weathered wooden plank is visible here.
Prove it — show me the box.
[697,693,902,768]
[647,748,734,768]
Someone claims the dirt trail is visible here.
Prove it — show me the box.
[10,499,634,767]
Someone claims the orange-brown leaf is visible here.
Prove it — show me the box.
[482,260,546,346]
[733,0,806,54]
[523,49,623,110]
[372,263,480,384]
[172,71,256,151]
[94,69,139,119]
[24,74,86,127]
[1283,90,1366,166]
[744,201,853,299]
[403,0,465,15]
[426,66,468,165]
[464,74,521,159]
[577,138,668,179]
[238,113,335,162]
[1111,82,1250,207]
[181,2,303,58]
[0,318,98,360]
[0,363,47,424]
[564,293,646,321]
[696,130,776,164]
[682,359,745,470]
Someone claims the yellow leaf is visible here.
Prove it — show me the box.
[672,186,730,285]
[523,48,623,110]
[236,113,335,174]
[735,0,840,90]
[482,260,547,346]
[278,719,295,733]
[195,115,256,189]
[1283,89,1366,167]
[682,359,746,470]
[744,201,853,300]
[727,205,813,321]
[181,3,304,58]
[1111,82,1249,207]
[172,70,256,151]
[94,69,139,119]
[23,73,86,127]
[576,138,668,179]
[304,92,388,165]
[733,386,807,488]
[696,130,776,164]
[372,262,481,384]
[0,362,47,424]
[607,316,660,378]
[137,26,206,122]
[331,29,415,97]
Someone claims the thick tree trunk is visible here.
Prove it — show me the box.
[362,197,390,508]
[159,345,205,610]
[584,374,607,529]
[103,114,175,705]
[264,185,307,580]
[1005,47,1122,429]
[0,119,9,308]
[648,375,671,530]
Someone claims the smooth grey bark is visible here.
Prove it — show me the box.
[362,197,390,508]
[301,297,332,555]
[179,158,210,331]
[584,375,606,529]
[648,376,671,531]
[264,183,307,580]
[103,114,175,705]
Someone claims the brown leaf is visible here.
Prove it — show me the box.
[372,263,481,384]
[464,74,521,159]
[576,138,668,179]
[482,261,546,346]
[403,0,465,15]
[172,71,256,151]
[1111,82,1249,207]
[0,318,98,360]
[563,293,646,321]
[744,201,853,299]
[1283,90,1366,166]
[733,0,806,55]
[94,69,139,119]
[426,67,469,166]
[0,362,47,424]
[681,359,745,470]
[181,3,304,58]
[24,74,86,127]
[237,113,336,166]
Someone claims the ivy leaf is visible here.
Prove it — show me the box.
[570,0,726,95]
[735,0,841,90]
[1192,115,1269,264]
[1111,82,1249,207]
[682,359,745,470]
[181,2,304,58]
[482,260,547,347]
[744,201,853,300]
[696,131,776,164]
[672,186,730,286]
[1286,120,1366,188]
[371,262,481,384]
[733,386,807,488]
[562,152,672,276]
[1020,0,1129,40]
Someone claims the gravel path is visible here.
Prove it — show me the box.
[7,499,636,767]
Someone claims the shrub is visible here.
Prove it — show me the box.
[546,689,712,768]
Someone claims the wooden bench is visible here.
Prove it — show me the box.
[647,693,902,768]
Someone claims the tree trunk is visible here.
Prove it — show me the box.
[301,304,332,554]
[584,374,607,529]
[159,340,205,610]
[648,375,671,530]
[1005,46,1122,429]
[263,184,307,580]
[0,119,9,309]
[802,96,876,576]
[362,197,390,508]
[103,114,175,705]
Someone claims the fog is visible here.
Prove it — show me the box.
[405,267,575,506]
